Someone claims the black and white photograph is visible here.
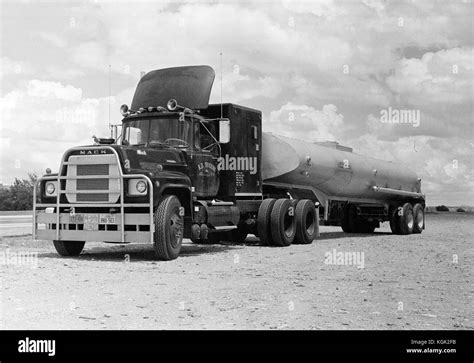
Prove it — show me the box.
[0,0,472,360]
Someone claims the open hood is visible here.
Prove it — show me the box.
[131,65,215,110]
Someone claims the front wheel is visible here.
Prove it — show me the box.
[153,195,184,260]
[53,240,85,256]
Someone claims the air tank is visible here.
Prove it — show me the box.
[261,133,423,203]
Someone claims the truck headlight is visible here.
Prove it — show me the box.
[45,182,57,196]
[136,180,147,193]
[128,179,148,196]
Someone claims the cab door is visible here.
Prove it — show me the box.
[187,121,219,197]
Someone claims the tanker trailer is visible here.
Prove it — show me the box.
[261,133,425,235]
[33,65,425,261]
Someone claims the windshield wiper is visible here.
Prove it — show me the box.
[147,141,174,149]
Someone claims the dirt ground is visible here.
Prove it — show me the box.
[0,213,472,330]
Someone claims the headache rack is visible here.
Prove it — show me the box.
[33,146,154,244]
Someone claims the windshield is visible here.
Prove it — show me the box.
[122,118,192,148]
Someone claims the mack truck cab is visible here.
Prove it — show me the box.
[33,66,283,260]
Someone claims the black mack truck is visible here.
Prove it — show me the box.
[34,65,424,260]
[33,65,320,260]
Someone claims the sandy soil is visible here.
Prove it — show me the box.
[0,213,472,330]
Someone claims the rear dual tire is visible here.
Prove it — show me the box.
[294,199,318,244]
[412,203,424,234]
[257,198,317,246]
[390,202,424,235]
[257,198,277,245]
[271,199,296,246]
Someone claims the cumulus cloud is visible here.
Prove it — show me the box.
[386,47,473,105]
[0,57,34,79]
[0,81,112,184]
[1,0,472,204]
[36,32,67,48]
[26,80,82,101]
[265,102,345,142]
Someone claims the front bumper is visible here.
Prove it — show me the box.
[33,146,155,244]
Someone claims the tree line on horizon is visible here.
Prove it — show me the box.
[0,173,39,211]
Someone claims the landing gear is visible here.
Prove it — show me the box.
[153,195,184,260]
[341,204,357,233]
[341,203,377,233]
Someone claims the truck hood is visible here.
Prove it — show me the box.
[122,146,186,170]
[131,65,215,110]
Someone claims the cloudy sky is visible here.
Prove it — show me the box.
[0,0,472,205]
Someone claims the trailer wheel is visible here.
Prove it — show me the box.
[398,203,414,235]
[390,206,401,234]
[270,199,296,247]
[53,240,85,256]
[412,203,424,234]
[294,199,317,244]
[153,195,184,260]
[341,204,357,233]
[257,198,276,245]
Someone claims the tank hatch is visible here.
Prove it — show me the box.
[131,65,215,110]
[314,141,353,153]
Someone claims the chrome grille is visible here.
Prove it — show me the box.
[77,178,109,190]
[77,164,109,175]
[77,193,109,202]
[65,154,121,204]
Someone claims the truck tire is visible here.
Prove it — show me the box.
[294,199,317,244]
[257,198,276,245]
[153,195,184,260]
[53,240,85,256]
[398,202,414,235]
[270,199,296,247]
[390,206,401,234]
[412,203,424,234]
[341,204,357,233]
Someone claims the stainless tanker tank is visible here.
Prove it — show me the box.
[261,133,424,205]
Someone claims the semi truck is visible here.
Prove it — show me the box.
[33,65,426,260]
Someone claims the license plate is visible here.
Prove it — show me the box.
[99,214,116,224]
[84,214,99,231]
[84,222,99,231]
[70,214,84,223]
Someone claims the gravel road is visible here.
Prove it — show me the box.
[0,213,472,330]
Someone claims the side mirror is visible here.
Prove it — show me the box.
[219,119,230,144]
